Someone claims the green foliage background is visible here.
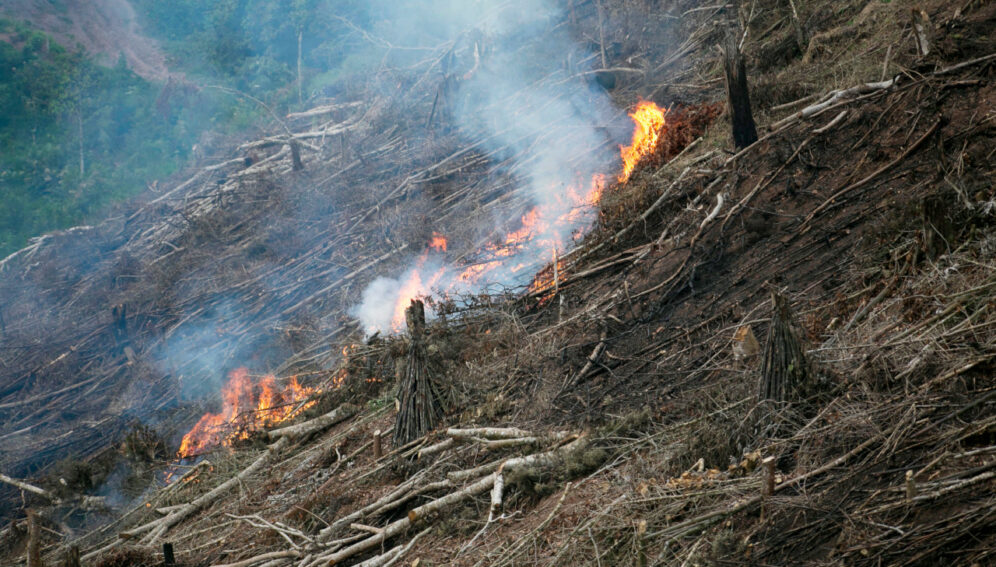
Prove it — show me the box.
[0,0,372,258]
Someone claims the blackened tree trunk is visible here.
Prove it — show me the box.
[394,300,445,445]
[758,290,812,402]
[723,3,758,149]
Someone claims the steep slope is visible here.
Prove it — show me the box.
[1,0,995,566]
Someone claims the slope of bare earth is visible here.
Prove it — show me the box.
[0,0,168,80]
[1,0,995,566]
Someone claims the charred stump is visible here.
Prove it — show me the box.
[723,2,758,148]
[162,542,176,566]
[289,140,304,171]
[758,291,812,403]
[394,300,444,446]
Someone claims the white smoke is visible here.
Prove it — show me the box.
[355,275,405,334]
[354,0,625,333]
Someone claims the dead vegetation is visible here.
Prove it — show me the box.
[2,0,996,566]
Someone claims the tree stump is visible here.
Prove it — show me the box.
[26,509,42,567]
[758,291,812,403]
[62,545,80,567]
[394,300,445,446]
[723,1,758,148]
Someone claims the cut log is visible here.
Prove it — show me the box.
[0,473,58,503]
[267,403,358,441]
[373,429,383,459]
[911,9,931,56]
[446,427,534,439]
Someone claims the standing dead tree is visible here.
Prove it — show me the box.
[758,290,812,403]
[394,300,445,445]
[723,0,758,148]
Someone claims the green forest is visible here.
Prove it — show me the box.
[0,0,371,258]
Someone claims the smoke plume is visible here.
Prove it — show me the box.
[353,0,625,332]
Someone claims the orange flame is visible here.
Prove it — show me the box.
[429,232,448,252]
[619,101,667,183]
[368,100,673,333]
[177,368,317,458]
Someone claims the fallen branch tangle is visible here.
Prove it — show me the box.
[45,46,996,567]
[111,411,587,567]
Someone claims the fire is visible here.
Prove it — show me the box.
[619,101,668,183]
[363,100,677,333]
[429,232,447,252]
[177,368,317,458]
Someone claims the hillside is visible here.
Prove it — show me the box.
[1,0,995,566]
[0,0,168,80]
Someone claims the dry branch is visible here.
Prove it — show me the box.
[0,473,58,502]
[770,78,897,131]
[123,436,291,544]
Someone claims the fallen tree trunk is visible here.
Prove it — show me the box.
[446,427,534,439]
[267,403,358,440]
[315,437,588,566]
[0,473,58,503]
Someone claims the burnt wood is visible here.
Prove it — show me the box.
[723,3,758,148]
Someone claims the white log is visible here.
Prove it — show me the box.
[0,473,57,502]
[349,523,385,536]
[267,404,358,440]
[447,427,534,439]
[211,550,300,567]
[489,469,505,522]
[286,102,364,120]
[417,437,454,458]
[770,78,897,131]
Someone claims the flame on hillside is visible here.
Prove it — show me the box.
[372,102,668,332]
[619,101,668,183]
[177,368,317,458]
